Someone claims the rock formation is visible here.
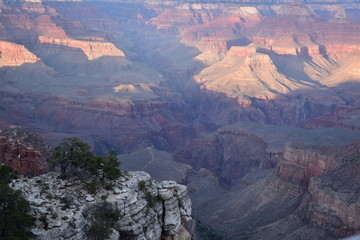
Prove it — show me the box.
[175,129,274,185]
[193,139,360,239]
[10,171,192,240]
[0,126,51,176]
[38,36,125,60]
[277,143,338,185]
[0,41,40,67]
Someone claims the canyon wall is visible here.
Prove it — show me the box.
[0,41,39,67]
[277,143,338,185]
[1,0,360,150]
[175,129,274,185]
[193,139,360,239]
[0,126,51,176]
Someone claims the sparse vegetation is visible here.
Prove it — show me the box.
[138,180,147,191]
[51,137,122,193]
[51,211,58,219]
[0,165,34,239]
[85,201,121,240]
[138,180,160,208]
[60,195,74,210]
[0,165,17,185]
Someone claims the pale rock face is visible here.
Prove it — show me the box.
[10,171,192,240]
[0,41,40,67]
[38,36,125,60]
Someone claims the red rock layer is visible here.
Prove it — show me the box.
[174,129,273,185]
[275,140,360,237]
[304,139,360,236]
[307,164,360,237]
[0,126,51,176]
[277,143,337,185]
[0,10,67,43]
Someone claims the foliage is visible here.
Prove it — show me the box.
[145,192,156,208]
[51,137,122,186]
[51,137,94,179]
[0,164,33,239]
[85,182,97,195]
[85,201,121,240]
[0,165,18,185]
[0,184,34,239]
[101,151,122,182]
[138,180,147,191]
[138,180,160,208]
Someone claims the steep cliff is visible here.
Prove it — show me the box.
[175,129,274,185]
[38,36,125,60]
[0,41,40,67]
[194,140,360,239]
[277,143,338,185]
[11,171,192,240]
[0,126,51,176]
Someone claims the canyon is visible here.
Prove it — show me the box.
[1,0,360,239]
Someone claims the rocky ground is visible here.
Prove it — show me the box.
[10,171,192,240]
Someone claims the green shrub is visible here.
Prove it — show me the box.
[105,183,114,191]
[156,194,164,201]
[51,212,58,219]
[0,165,17,185]
[51,138,122,190]
[51,137,94,179]
[85,182,97,195]
[60,195,74,210]
[0,184,34,239]
[145,192,156,208]
[85,202,121,240]
[138,181,146,191]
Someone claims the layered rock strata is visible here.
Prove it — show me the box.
[0,126,51,176]
[270,141,360,238]
[277,143,338,185]
[38,36,125,60]
[11,171,192,240]
[0,41,40,67]
[192,139,360,239]
[175,129,274,185]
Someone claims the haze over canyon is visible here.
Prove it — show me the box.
[1,0,360,239]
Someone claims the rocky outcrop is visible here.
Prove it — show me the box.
[0,126,51,176]
[38,36,125,60]
[10,171,192,240]
[274,140,360,238]
[193,139,360,239]
[306,163,360,237]
[175,129,274,185]
[0,41,40,67]
[301,140,360,237]
[277,143,338,185]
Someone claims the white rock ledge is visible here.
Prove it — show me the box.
[10,171,192,240]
